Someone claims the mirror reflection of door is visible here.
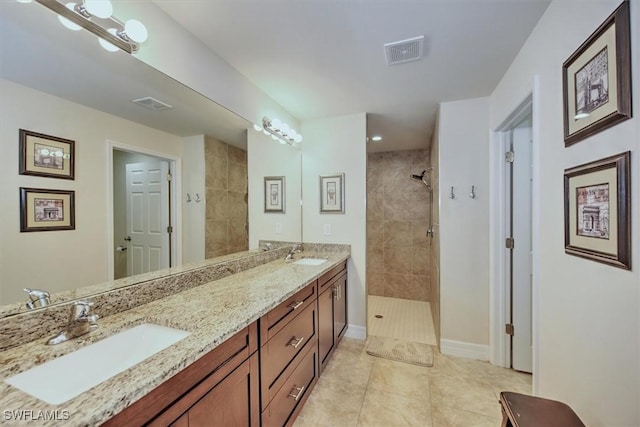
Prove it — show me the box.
[113,149,172,279]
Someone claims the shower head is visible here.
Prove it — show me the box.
[410,170,426,180]
[410,169,432,191]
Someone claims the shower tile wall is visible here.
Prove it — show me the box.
[205,136,248,259]
[367,150,431,301]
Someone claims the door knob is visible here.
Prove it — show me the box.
[124,236,132,241]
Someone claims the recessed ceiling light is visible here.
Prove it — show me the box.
[371,136,382,142]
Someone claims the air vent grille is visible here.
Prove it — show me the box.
[132,97,173,111]
[384,36,424,66]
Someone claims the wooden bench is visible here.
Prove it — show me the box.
[499,391,585,427]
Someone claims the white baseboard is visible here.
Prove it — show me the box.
[344,324,366,340]
[440,339,489,361]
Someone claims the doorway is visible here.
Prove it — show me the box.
[109,145,178,280]
[491,87,539,384]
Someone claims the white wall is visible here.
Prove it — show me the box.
[0,79,183,305]
[181,135,206,263]
[490,1,639,425]
[247,131,302,247]
[301,113,367,334]
[438,97,491,357]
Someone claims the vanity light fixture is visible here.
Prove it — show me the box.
[254,116,303,146]
[26,0,148,54]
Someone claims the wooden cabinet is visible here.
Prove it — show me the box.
[103,323,259,427]
[260,281,318,427]
[104,260,348,427]
[317,262,348,373]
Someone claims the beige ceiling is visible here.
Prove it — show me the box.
[153,0,550,152]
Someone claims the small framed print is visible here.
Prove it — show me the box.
[564,151,630,269]
[19,129,75,180]
[562,1,632,146]
[320,173,345,214]
[264,176,285,213]
[20,188,76,232]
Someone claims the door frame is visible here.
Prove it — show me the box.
[489,76,540,393]
[106,140,182,281]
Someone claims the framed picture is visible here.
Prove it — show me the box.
[20,188,76,232]
[320,173,345,213]
[19,129,75,180]
[264,176,285,213]
[562,1,631,147]
[564,151,630,269]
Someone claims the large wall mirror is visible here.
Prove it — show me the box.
[0,3,302,311]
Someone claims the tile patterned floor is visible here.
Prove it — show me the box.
[367,296,436,345]
[294,338,532,427]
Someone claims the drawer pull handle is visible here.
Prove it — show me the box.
[288,300,304,310]
[288,336,305,349]
[288,386,305,401]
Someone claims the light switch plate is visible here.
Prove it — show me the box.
[323,224,331,236]
[275,222,282,234]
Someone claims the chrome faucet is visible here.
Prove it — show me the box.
[47,301,99,345]
[284,244,302,262]
[23,288,51,310]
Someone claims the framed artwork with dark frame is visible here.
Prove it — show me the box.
[264,176,285,213]
[562,1,631,147]
[20,188,76,232]
[320,173,345,213]
[564,151,630,269]
[19,129,75,180]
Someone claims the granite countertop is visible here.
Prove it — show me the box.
[0,251,349,426]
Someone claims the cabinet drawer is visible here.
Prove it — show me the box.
[261,281,317,343]
[318,261,346,292]
[262,343,317,427]
[261,302,316,394]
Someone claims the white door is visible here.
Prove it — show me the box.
[125,161,170,276]
[510,126,533,373]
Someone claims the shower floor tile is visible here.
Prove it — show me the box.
[368,295,436,345]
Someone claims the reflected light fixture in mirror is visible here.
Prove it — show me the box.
[26,0,148,54]
[254,116,303,146]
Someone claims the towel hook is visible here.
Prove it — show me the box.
[469,185,476,199]
[186,193,192,203]
[449,186,455,199]
[195,193,201,203]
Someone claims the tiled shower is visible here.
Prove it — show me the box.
[204,136,249,258]
[366,150,432,301]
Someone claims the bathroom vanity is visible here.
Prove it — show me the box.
[0,247,349,427]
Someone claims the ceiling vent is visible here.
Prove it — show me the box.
[384,35,424,66]
[132,97,173,111]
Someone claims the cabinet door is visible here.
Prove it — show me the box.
[186,353,259,427]
[318,286,335,371]
[334,272,347,341]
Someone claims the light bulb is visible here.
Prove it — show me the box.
[98,28,119,52]
[279,139,287,145]
[58,3,82,31]
[54,150,64,157]
[124,19,148,43]
[84,0,112,19]
[40,148,50,156]
[271,134,278,140]
[271,118,282,130]
[263,130,270,136]
[281,123,290,135]
[294,134,302,143]
[253,124,262,132]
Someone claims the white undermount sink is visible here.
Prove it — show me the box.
[293,258,328,266]
[5,323,190,405]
